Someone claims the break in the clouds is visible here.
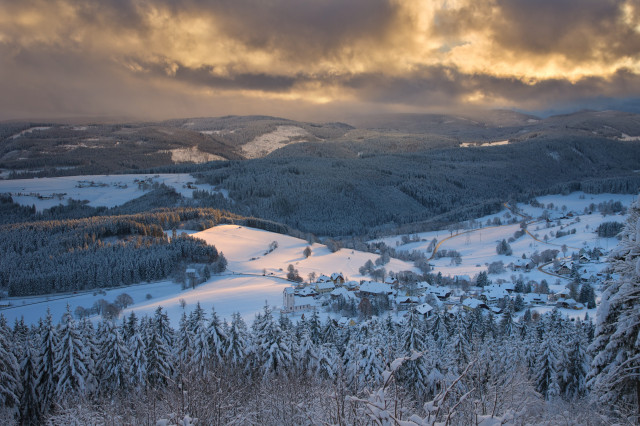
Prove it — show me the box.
[1,0,640,120]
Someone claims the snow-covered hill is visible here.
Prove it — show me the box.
[2,225,416,325]
[0,173,223,211]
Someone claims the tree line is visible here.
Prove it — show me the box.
[0,302,597,425]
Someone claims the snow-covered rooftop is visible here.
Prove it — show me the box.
[359,281,393,295]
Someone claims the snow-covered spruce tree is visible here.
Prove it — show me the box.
[54,304,88,398]
[0,315,20,410]
[191,309,213,374]
[123,311,138,343]
[430,307,450,347]
[422,333,444,400]
[128,325,148,389]
[253,303,292,378]
[96,320,130,394]
[19,344,40,426]
[78,317,99,395]
[347,323,386,391]
[534,329,560,401]
[447,311,471,374]
[321,318,340,347]
[146,307,174,388]
[225,312,248,367]
[315,343,338,380]
[35,309,58,413]
[296,327,317,373]
[499,301,516,337]
[11,317,29,361]
[564,320,590,400]
[397,308,430,399]
[177,311,193,370]
[308,309,322,344]
[589,196,640,416]
[207,305,227,366]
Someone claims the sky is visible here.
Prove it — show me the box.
[2,0,640,121]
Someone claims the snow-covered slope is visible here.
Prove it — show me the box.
[0,173,222,211]
[196,224,415,279]
[2,225,416,325]
[241,126,310,159]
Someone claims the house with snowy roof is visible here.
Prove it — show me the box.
[461,298,489,311]
[317,274,332,283]
[555,262,572,275]
[297,286,318,297]
[330,272,345,285]
[418,282,452,300]
[484,283,514,293]
[358,281,394,297]
[385,276,399,286]
[395,295,420,310]
[415,303,434,317]
[556,297,584,310]
[481,286,511,306]
[338,317,357,327]
[344,280,359,290]
[523,293,548,305]
[513,259,535,271]
[330,286,356,301]
[315,280,335,294]
[454,275,471,284]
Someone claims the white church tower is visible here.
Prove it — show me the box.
[283,287,295,312]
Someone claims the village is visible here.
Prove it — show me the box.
[281,244,606,324]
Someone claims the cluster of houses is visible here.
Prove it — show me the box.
[282,271,587,319]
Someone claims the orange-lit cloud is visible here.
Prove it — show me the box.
[1,0,640,120]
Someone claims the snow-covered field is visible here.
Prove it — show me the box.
[10,126,51,139]
[1,190,636,326]
[241,125,310,159]
[0,173,223,211]
[460,140,510,148]
[2,225,416,325]
[199,224,416,279]
[165,147,226,163]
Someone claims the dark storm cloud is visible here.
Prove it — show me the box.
[337,66,640,109]
[1,0,640,120]
[494,0,640,61]
[435,0,640,62]
[134,59,304,92]
[166,0,402,57]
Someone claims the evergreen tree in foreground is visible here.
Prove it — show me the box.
[35,309,58,414]
[225,312,248,367]
[18,344,40,425]
[0,316,20,409]
[589,196,640,416]
[146,307,173,388]
[96,320,130,394]
[54,305,88,398]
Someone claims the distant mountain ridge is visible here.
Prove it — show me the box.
[2,110,640,176]
[1,109,639,237]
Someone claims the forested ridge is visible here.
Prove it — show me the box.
[193,135,640,235]
[3,111,640,237]
[0,209,232,297]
